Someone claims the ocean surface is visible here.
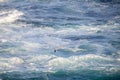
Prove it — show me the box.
[0,0,120,80]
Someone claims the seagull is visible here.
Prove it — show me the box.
[54,46,64,52]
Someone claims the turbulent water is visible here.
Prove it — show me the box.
[0,0,120,80]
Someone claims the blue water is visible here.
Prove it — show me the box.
[0,0,120,80]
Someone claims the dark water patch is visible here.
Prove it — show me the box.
[85,11,103,17]
[17,19,55,27]
[98,0,112,3]
[0,71,48,80]
[110,40,120,49]
[0,69,120,80]
[0,42,19,49]
[8,0,119,26]
[94,0,120,4]
[64,35,106,41]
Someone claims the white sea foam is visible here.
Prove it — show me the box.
[21,41,42,51]
[55,26,101,38]
[0,62,14,70]
[0,57,24,72]
[25,53,116,72]
[47,54,113,70]
[0,57,24,65]
[0,39,8,43]
[0,10,24,24]
[29,55,54,62]
[0,0,6,2]
[9,57,24,65]
[2,24,113,54]
[22,26,101,49]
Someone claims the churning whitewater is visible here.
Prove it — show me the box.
[0,0,120,80]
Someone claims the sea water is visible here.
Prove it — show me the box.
[0,0,120,80]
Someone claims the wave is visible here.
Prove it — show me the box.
[0,53,119,73]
